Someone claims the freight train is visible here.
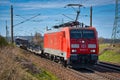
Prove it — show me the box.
[15,38,41,54]
[43,21,99,68]
[15,38,29,49]
[15,21,99,68]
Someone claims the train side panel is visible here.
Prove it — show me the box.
[44,31,67,59]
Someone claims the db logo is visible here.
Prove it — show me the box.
[81,44,86,48]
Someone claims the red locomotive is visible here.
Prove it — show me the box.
[44,21,99,68]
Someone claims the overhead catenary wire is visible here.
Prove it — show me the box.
[62,14,74,20]
[14,14,40,27]
[16,14,42,22]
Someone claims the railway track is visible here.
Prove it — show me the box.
[67,68,110,80]
[34,54,113,80]
[21,48,120,80]
[98,61,120,71]
[86,61,120,80]
[87,67,120,80]
[68,65,120,80]
[43,55,120,80]
[33,52,120,80]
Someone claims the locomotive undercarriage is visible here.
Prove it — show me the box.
[41,51,98,68]
[69,54,98,68]
[41,52,67,66]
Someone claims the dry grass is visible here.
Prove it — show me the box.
[0,46,38,80]
[0,46,23,80]
[0,46,57,80]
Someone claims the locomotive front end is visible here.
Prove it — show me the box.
[69,28,99,67]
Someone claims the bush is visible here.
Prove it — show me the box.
[0,36,8,47]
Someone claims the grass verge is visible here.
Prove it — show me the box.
[31,69,58,80]
[99,44,120,64]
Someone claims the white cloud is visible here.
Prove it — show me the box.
[0,0,10,5]
[11,0,116,10]
[83,0,115,7]
[13,2,66,10]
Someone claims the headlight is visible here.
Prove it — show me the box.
[88,44,96,48]
[72,49,77,52]
[90,49,96,52]
[82,40,85,43]
[71,44,79,48]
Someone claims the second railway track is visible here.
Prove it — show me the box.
[98,61,120,71]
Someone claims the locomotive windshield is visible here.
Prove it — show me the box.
[70,29,95,39]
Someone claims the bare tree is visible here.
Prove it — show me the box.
[99,37,104,44]
[33,32,43,46]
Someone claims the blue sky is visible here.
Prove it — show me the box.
[0,0,116,38]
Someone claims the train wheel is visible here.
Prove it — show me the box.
[50,55,54,61]
[53,56,58,63]
[40,50,44,58]
[62,60,67,67]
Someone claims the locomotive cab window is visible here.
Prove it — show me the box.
[70,29,82,39]
[70,29,95,39]
[82,30,95,39]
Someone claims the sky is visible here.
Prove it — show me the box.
[0,0,117,38]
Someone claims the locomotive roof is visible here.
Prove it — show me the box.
[45,28,62,34]
[45,26,96,34]
[68,26,96,30]
[53,21,80,28]
[45,21,96,34]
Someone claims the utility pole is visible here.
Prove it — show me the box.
[11,5,14,43]
[90,6,92,27]
[111,0,120,44]
[31,33,33,42]
[6,20,9,42]
[46,26,48,31]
